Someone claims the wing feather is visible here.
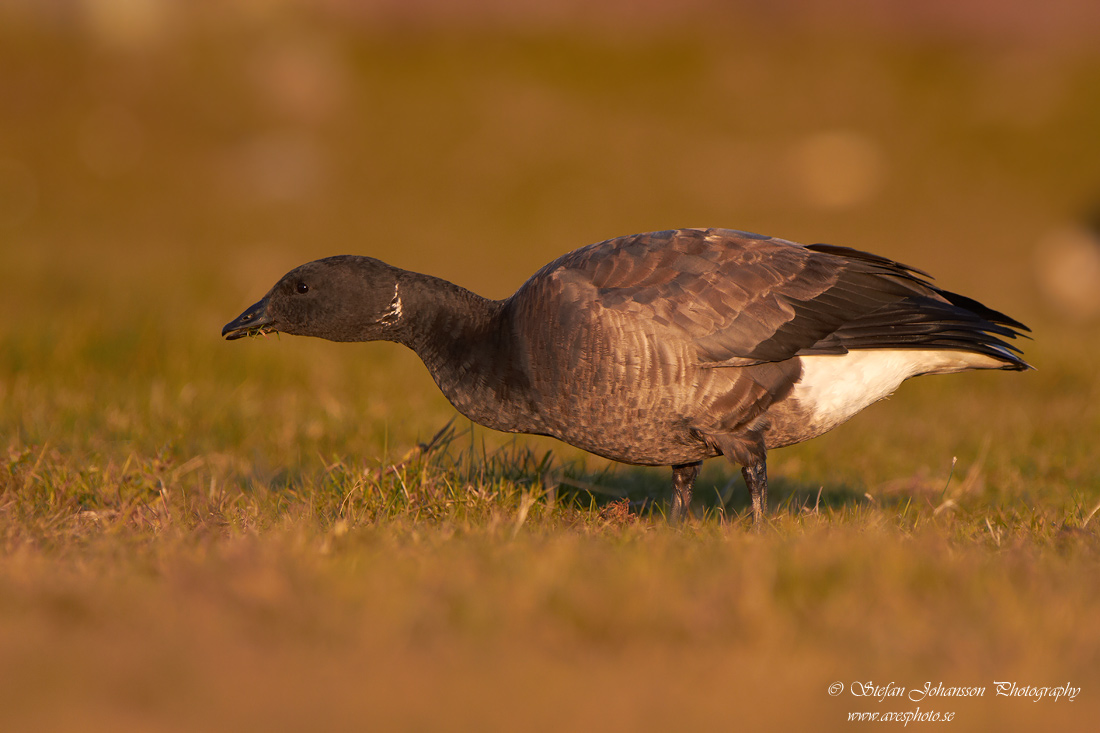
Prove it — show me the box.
[520,227,1031,372]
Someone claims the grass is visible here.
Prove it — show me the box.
[3,8,1100,731]
[4,374,1099,730]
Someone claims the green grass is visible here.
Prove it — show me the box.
[3,10,1100,731]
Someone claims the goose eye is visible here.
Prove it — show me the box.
[296,281,309,294]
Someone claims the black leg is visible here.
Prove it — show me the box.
[670,461,701,523]
[741,460,768,528]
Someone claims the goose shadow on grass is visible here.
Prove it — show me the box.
[245,421,875,523]
[552,463,872,522]
[410,422,877,522]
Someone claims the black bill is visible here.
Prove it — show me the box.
[222,297,274,340]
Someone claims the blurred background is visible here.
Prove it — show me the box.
[2,0,1099,467]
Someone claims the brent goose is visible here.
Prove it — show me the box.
[223,228,1030,524]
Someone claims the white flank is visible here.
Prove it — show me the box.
[793,349,1005,432]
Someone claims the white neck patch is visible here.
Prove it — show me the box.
[380,282,403,326]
